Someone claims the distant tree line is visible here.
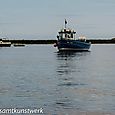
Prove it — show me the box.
[1,39,115,44]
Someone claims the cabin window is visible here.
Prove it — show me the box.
[63,34,65,39]
[59,34,63,39]
[65,34,67,38]
[71,33,73,38]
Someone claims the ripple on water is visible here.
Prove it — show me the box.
[55,98,77,109]
[58,81,86,87]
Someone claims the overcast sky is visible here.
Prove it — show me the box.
[0,0,115,39]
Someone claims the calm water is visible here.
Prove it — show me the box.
[0,44,115,114]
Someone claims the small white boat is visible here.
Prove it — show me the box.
[0,39,11,47]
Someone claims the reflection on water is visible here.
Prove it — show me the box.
[56,51,90,76]
[57,51,77,59]
[56,51,77,76]
[54,51,91,112]
[57,51,90,59]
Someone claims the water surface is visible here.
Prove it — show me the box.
[0,44,115,114]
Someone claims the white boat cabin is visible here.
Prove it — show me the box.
[57,28,76,40]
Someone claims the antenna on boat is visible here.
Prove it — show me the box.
[65,19,67,28]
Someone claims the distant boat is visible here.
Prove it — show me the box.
[13,44,25,47]
[0,39,11,47]
[54,20,91,51]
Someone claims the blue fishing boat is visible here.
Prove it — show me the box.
[54,20,91,51]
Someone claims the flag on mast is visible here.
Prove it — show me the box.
[65,19,67,24]
[65,19,67,28]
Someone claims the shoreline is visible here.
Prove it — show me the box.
[2,39,115,44]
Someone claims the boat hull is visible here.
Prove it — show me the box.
[57,40,91,51]
[58,48,90,51]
